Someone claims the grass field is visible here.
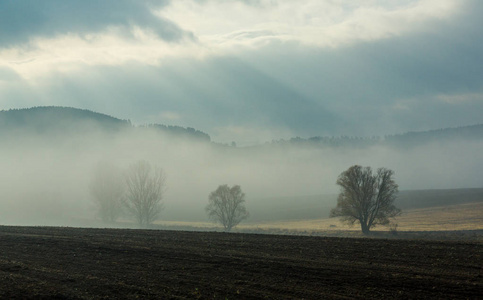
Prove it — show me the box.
[154,202,483,236]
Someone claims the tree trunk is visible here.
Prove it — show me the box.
[360,222,370,235]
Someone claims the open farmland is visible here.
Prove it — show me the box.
[242,201,483,233]
[154,201,483,240]
[0,226,481,299]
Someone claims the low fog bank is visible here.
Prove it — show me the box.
[0,125,482,227]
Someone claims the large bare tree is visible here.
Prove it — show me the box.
[206,184,249,231]
[330,165,400,234]
[124,160,166,227]
[89,162,124,223]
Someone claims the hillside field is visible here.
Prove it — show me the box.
[154,201,483,240]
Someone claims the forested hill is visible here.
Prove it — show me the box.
[0,106,481,146]
[271,124,483,149]
[0,107,210,142]
[384,125,483,147]
[0,106,129,134]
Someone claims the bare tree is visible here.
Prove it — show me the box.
[89,162,124,223]
[330,165,400,234]
[206,184,249,231]
[124,160,166,227]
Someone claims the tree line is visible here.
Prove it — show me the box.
[0,106,212,142]
[270,124,483,149]
[90,161,400,234]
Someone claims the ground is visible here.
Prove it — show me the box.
[0,226,481,299]
[155,201,483,234]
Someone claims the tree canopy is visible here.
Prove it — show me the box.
[89,162,125,223]
[124,160,166,227]
[330,165,400,234]
[206,184,249,231]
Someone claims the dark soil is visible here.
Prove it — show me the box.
[0,226,481,299]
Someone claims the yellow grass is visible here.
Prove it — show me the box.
[240,202,483,232]
[392,202,483,231]
[154,220,214,228]
[155,202,483,233]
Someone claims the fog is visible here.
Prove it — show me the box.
[0,124,482,227]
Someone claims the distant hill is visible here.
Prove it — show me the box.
[1,106,481,147]
[396,188,483,209]
[142,124,210,142]
[0,106,129,135]
[0,106,211,142]
[384,125,483,148]
[271,124,483,149]
[242,188,483,222]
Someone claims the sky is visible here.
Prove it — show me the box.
[1,0,482,145]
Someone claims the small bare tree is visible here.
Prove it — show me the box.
[206,184,249,231]
[124,160,166,227]
[89,162,124,223]
[330,165,400,234]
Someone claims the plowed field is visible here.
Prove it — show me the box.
[0,226,481,299]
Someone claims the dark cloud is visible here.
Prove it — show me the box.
[0,0,192,47]
[188,57,338,135]
[1,1,482,141]
[232,0,483,135]
[14,58,338,138]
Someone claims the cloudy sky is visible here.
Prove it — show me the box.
[1,0,482,145]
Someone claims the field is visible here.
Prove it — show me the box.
[1,226,482,299]
[242,201,483,233]
[154,202,483,239]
